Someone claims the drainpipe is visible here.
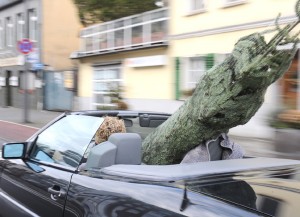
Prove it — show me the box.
[175,57,180,100]
[296,48,300,110]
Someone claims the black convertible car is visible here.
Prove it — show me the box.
[1,110,300,217]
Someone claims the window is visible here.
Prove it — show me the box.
[5,17,13,47]
[180,53,229,98]
[222,0,247,7]
[191,0,205,11]
[114,20,124,47]
[225,0,245,2]
[16,13,25,41]
[93,65,122,109]
[115,29,124,47]
[187,57,206,89]
[151,20,166,41]
[78,8,168,55]
[29,115,103,168]
[0,20,3,49]
[84,36,93,51]
[256,195,281,216]
[99,33,107,50]
[189,0,205,12]
[188,180,257,211]
[29,8,38,41]
[282,69,298,109]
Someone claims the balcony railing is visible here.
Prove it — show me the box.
[74,7,168,57]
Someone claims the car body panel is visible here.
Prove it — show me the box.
[0,159,72,217]
[64,173,262,217]
[1,110,300,217]
[97,158,300,217]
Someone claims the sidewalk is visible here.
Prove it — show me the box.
[0,107,63,129]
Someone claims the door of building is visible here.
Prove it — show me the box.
[43,71,73,111]
[5,70,12,107]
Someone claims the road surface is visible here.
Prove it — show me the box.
[0,121,38,147]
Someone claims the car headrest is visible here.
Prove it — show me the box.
[109,133,142,165]
[85,141,117,168]
[85,133,142,169]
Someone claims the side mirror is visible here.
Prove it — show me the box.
[2,143,27,159]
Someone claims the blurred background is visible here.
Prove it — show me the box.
[0,0,299,159]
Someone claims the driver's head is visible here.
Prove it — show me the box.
[95,116,126,144]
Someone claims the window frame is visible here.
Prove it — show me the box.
[5,17,13,47]
[0,20,3,49]
[222,0,247,8]
[16,12,25,41]
[92,65,123,109]
[186,56,206,90]
[185,0,207,16]
[79,8,168,54]
[28,115,104,169]
[28,8,38,42]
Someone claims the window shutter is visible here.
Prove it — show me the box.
[205,53,214,70]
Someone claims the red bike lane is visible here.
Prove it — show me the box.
[0,121,38,142]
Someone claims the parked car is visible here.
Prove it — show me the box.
[1,110,300,217]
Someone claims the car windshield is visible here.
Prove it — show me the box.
[29,115,104,168]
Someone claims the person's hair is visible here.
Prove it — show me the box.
[95,116,126,144]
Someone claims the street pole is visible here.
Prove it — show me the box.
[24,60,30,123]
[23,0,30,123]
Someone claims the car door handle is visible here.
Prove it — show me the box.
[48,185,66,200]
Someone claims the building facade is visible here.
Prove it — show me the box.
[71,7,180,112]
[168,0,300,138]
[72,0,299,138]
[0,0,82,110]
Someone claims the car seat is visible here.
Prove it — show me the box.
[85,133,142,169]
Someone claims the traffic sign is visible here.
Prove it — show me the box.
[27,48,39,63]
[17,39,33,55]
[32,63,44,70]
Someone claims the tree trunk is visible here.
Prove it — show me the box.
[142,16,300,165]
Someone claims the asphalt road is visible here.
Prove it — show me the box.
[0,121,38,148]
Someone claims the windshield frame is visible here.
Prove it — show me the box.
[28,115,104,168]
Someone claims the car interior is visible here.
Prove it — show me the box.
[80,111,228,172]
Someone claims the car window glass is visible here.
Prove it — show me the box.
[188,180,257,211]
[29,115,104,168]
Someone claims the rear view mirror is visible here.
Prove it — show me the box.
[2,143,26,159]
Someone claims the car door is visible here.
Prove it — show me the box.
[0,115,103,217]
[0,159,73,217]
[63,173,188,217]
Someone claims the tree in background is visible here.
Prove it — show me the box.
[73,0,160,26]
